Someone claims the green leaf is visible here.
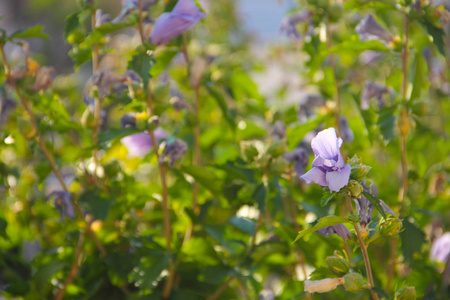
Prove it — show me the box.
[372,287,390,299]
[329,40,390,55]
[34,260,66,287]
[409,52,429,102]
[128,48,154,90]
[0,217,8,240]
[286,114,331,150]
[69,47,92,68]
[131,253,169,290]
[251,182,267,212]
[206,84,237,130]
[420,20,446,56]
[362,191,387,219]
[321,190,337,207]
[180,165,222,195]
[9,25,49,40]
[78,189,111,220]
[236,121,266,140]
[400,217,425,263]
[293,216,350,243]
[80,21,136,49]
[228,216,256,235]
[98,127,140,148]
[377,106,397,142]
[150,48,178,77]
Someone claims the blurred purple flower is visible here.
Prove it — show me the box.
[317,224,351,240]
[279,10,313,39]
[430,232,450,265]
[95,9,111,27]
[120,113,137,128]
[170,95,188,111]
[121,128,167,158]
[355,182,395,227]
[359,50,384,66]
[301,128,351,192]
[160,139,188,166]
[283,147,309,177]
[361,81,390,110]
[271,121,286,140]
[45,191,75,222]
[339,117,354,142]
[150,0,206,45]
[113,0,157,23]
[0,94,17,126]
[356,15,393,42]
[298,94,325,123]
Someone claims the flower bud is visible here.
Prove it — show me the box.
[398,108,411,137]
[326,256,350,274]
[380,215,403,238]
[343,272,367,292]
[349,155,371,181]
[240,141,260,162]
[348,180,363,198]
[148,116,160,130]
[395,287,416,300]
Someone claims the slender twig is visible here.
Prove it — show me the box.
[345,196,379,300]
[55,229,86,300]
[137,5,173,297]
[326,18,341,136]
[91,10,101,184]
[387,15,410,294]
[181,34,200,213]
[206,277,235,300]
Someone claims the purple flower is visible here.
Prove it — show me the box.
[339,117,354,142]
[160,139,188,166]
[271,121,286,140]
[361,81,390,110]
[279,10,313,39]
[430,232,450,265]
[301,128,351,192]
[120,113,137,128]
[0,94,16,126]
[121,128,167,158]
[95,9,111,27]
[45,191,75,222]
[356,15,393,42]
[317,224,351,240]
[150,0,206,45]
[283,147,309,177]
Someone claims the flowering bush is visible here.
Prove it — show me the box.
[0,0,449,299]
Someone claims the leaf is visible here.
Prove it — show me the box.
[229,216,256,235]
[150,48,178,77]
[286,114,331,150]
[377,106,397,142]
[131,254,169,290]
[409,52,429,102]
[372,286,390,299]
[321,190,337,206]
[34,260,66,287]
[69,47,92,69]
[0,217,8,240]
[420,20,446,56]
[128,48,154,90]
[180,165,222,195]
[329,40,390,55]
[251,182,267,212]
[400,217,425,263]
[293,216,350,243]
[98,127,140,148]
[79,21,136,49]
[362,191,386,219]
[78,189,111,220]
[206,84,237,130]
[9,25,49,40]
[237,121,266,140]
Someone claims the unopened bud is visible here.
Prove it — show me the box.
[395,287,416,300]
[326,256,350,274]
[380,215,403,238]
[348,180,363,198]
[148,115,159,129]
[398,108,411,137]
[343,272,367,292]
[240,141,260,162]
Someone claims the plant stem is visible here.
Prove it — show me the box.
[326,18,341,136]
[137,5,173,296]
[55,229,86,300]
[206,277,235,300]
[387,15,410,294]
[182,33,201,213]
[345,196,379,300]
[91,11,101,184]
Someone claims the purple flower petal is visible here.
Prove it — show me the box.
[311,128,341,160]
[301,167,327,187]
[150,0,206,45]
[121,128,167,158]
[430,232,450,264]
[325,164,351,192]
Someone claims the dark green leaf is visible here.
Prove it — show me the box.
[377,106,397,142]
[0,217,8,240]
[228,216,256,235]
[251,182,267,212]
[98,127,140,148]
[400,217,425,263]
[150,48,178,77]
[293,216,350,243]
[421,21,446,56]
[78,189,111,220]
[180,165,222,195]
[128,48,154,90]
[321,190,337,207]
